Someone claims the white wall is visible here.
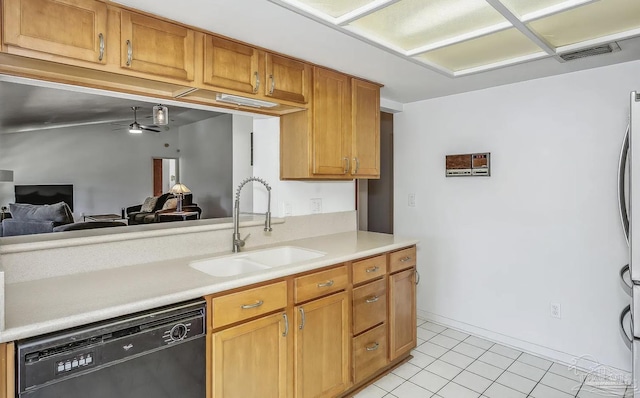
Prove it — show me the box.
[395,60,640,371]
[252,117,356,217]
[0,123,179,219]
[178,114,233,218]
[232,114,254,213]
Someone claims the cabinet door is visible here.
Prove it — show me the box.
[212,312,289,398]
[351,79,380,178]
[265,53,311,104]
[389,268,417,361]
[120,11,194,82]
[295,292,350,398]
[0,343,15,398]
[204,36,260,94]
[312,67,351,176]
[3,0,107,64]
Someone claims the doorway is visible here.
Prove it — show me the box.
[359,112,394,234]
[152,158,179,195]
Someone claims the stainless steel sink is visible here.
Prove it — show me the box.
[189,246,325,277]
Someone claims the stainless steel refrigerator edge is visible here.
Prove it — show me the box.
[619,91,640,396]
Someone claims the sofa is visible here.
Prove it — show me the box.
[1,202,74,237]
[126,193,202,225]
[0,202,127,237]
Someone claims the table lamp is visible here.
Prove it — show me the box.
[170,183,191,212]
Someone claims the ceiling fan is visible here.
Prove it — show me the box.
[126,106,160,133]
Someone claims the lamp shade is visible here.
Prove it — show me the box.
[153,104,169,126]
[0,170,13,182]
[170,183,191,194]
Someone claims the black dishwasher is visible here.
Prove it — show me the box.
[16,299,206,398]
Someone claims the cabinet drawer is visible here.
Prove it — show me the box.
[294,265,348,303]
[352,254,387,285]
[353,323,387,384]
[211,281,287,329]
[353,278,386,335]
[389,246,416,273]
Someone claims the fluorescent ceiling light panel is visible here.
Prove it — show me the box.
[269,0,640,77]
[294,0,378,18]
[499,0,594,20]
[348,0,509,51]
[527,0,640,47]
[216,94,278,108]
[414,28,543,72]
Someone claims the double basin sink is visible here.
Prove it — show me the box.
[190,246,326,277]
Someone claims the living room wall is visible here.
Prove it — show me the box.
[178,114,234,218]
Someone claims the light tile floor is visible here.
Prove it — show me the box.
[355,318,631,398]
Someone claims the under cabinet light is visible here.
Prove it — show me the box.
[215,94,278,108]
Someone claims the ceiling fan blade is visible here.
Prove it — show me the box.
[142,127,161,133]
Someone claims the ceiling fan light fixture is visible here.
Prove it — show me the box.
[129,122,143,134]
[153,104,169,125]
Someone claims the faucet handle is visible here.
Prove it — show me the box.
[242,233,251,244]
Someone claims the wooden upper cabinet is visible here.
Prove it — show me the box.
[3,0,108,64]
[265,53,311,104]
[203,35,260,94]
[120,11,194,82]
[312,67,351,176]
[351,79,380,178]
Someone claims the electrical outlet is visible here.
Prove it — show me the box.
[408,193,416,207]
[550,302,562,319]
[311,198,322,214]
[283,202,292,217]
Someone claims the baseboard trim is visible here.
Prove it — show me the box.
[418,309,631,381]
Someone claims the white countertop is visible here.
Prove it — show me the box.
[1,231,417,343]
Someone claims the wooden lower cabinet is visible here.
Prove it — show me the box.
[211,311,289,398]
[294,292,350,398]
[207,246,417,398]
[388,267,417,361]
[0,342,15,398]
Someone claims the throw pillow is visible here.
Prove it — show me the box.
[9,202,74,223]
[162,198,178,210]
[140,196,158,213]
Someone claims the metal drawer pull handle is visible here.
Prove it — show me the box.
[299,307,305,330]
[126,40,132,66]
[365,296,379,303]
[366,342,379,351]
[366,265,379,273]
[415,270,421,285]
[317,280,334,288]
[400,256,412,262]
[253,71,260,93]
[353,157,360,174]
[343,157,349,174]
[269,74,275,94]
[98,33,105,61]
[282,313,289,337]
[241,300,264,309]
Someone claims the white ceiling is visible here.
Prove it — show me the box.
[112,0,640,103]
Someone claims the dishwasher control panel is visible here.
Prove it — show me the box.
[55,352,95,375]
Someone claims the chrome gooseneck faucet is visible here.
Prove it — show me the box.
[233,177,272,253]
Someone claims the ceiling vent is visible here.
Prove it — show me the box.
[559,42,621,62]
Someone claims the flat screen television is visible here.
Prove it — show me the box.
[14,184,74,211]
